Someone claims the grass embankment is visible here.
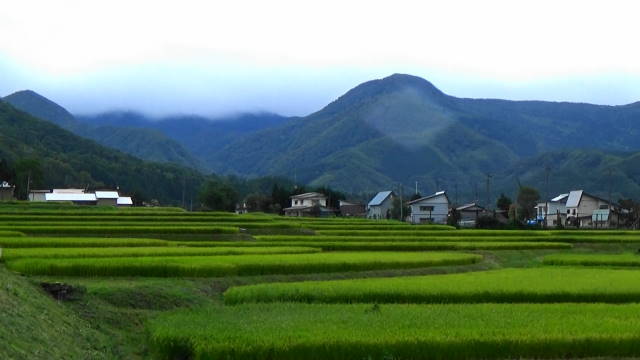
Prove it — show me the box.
[0,266,112,359]
[544,253,640,266]
[149,303,640,360]
[256,234,640,243]
[0,230,25,237]
[0,237,171,248]
[1,246,320,260]
[0,225,239,236]
[180,240,571,251]
[225,267,640,305]
[5,252,481,277]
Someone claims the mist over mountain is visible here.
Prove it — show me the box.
[5,73,640,203]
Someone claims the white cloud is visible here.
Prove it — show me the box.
[2,0,640,115]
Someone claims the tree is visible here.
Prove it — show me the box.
[410,192,422,201]
[198,180,239,212]
[0,158,14,183]
[390,197,409,221]
[14,158,44,200]
[516,186,540,221]
[496,193,512,212]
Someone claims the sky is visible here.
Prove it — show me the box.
[2,0,640,117]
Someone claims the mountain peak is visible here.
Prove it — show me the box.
[316,73,447,116]
[3,90,77,128]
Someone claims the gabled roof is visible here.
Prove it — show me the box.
[368,191,394,207]
[96,191,120,199]
[0,181,13,188]
[45,193,97,202]
[52,188,86,194]
[117,196,133,205]
[565,190,583,208]
[456,203,484,211]
[290,192,327,200]
[407,191,448,205]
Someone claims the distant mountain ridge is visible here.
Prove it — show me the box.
[3,91,201,169]
[0,98,206,204]
[206,74,640,199]
[5,74,640,202]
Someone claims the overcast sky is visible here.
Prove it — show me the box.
[1,0,640,117]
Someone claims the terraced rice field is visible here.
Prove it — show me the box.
[1,202,640,359]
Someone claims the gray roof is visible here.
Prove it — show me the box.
[96,191,120,199]
[290,192,326,200]
[565,190,583,208]
[550,193,569,202]
[407,191,448,205]
[368,191,393,207]
[456,202,484,211]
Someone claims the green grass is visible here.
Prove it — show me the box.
[0,237,171,248]
[224,267,640,305]
[1,246,321,260]
[149,303,640,360]
[0,225,240,236]
[304,224,455,230]
[544,252,640,266]
[255,234,640,243]
[5,252,481,277]
[178,240,571,251]
[315,229,552,236]
[0,266,113,359]
[0,230,25,237]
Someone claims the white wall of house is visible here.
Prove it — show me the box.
[291,197,327,207]
[368,197,393,219]
[410,194,449,224]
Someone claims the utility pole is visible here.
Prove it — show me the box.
[544,165,551,228]
[26,170,31,200]
[608,167,613,210]
[485,173,492,210]
[415,181,418,196]
[399,183,404,222]
[454,182,459,207]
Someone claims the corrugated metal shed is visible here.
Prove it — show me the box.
[96,191,120,199]
[117,197,133,205]
[565,190,583,208]
[45,193,97,202]
[368,191,393,207]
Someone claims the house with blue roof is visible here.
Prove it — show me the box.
[367,191,395,219]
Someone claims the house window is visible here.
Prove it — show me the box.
[567,209,570,214]
[419,206,434,212]
[572,209,576,215]
[599,205,609,209]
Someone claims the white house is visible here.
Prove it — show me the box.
[534,193,569,227]
[95,191,120,206]
[565,190,618,228]
[407,191,450,224]
[0,181,15,201]
[117,196,133,207]
[284,192,329,217]
[45,192,97,205]
[367,191,395,220]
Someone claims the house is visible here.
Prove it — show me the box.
[95,191,120,206]
[534,193,569,227]
[0,181,15,201]
[565,190,618,228]
[284,192,332,217]
[44,192,97,205]
[117,196,133,207]
[28,190,51,202]
[339,200,366,217]
[367,191,395,219]
[455,203,488,227]
[407,191,450,224]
